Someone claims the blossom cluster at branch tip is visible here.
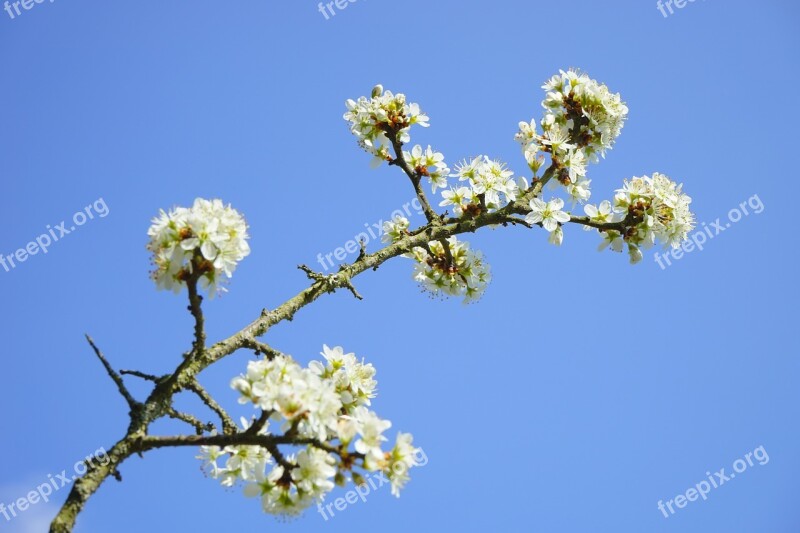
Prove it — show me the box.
[343,85,429,168]
[199,345,421,517]
[515,69,629,204]
[612,173,695,262]
[582,173,695,263]
[146,198,250,295]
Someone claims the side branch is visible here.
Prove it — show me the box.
[184,379,237,434]
[134,433,357,462]
[166,407,213,435]
[568,215,626,232]
[386,131,439,222]
[185,272,206,355]
[85,335,140,412]
[241,339,287,360]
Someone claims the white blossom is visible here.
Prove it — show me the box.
[525,198,570,233]
[445,156,519,214]
[343,87,429,167]
[406,236,491,303]
[207,345,420,517]
[146,198,250,296]
[612,173,695,249]
[382,216,410,243]
[405,144,450,192]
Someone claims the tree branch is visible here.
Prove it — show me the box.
[241,339,286,360]
[120,369,166,383]
[385,130,439,223]
[166,407,213,435]
[568,215,626,232]
[184,379,237,435]
[185,266,206,356]
[85,335,140,412]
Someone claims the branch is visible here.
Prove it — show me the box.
[184,379,237,434]
[166,407,213,435]
[245,410,272,435]
[241,339,286,360]
[385,130,439,222]
[298,264,363,300]
[185,267,206,356]
[85,335,140,412]
[568,215,626,232]
[134,433,360,462]
[120,370,166,383]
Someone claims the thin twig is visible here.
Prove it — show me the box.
[184,379,237,434]
[120,370,165,383]
[166,407,212,435]
[85,335,140,411]
[385,130,439,223]
[241,339,286,360]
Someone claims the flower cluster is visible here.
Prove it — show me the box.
[383,216,491,302]
[404,144,450,192]
[581,173,695,263]
[146,198,250,295]
[612,173,695,261]
[381,216,410,243]
[515,69,628,204]
[439,156,523,216]
[343,85,429,167]
[199,345,421,517]
[406,235,491,303]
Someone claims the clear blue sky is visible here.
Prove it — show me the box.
[2,1,799,532]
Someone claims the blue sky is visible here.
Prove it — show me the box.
[1,1,799,531]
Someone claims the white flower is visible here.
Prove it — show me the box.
[541,125,575,156]
[525,198,570,232]
[439,187,473,216]
[582,200,620,232]
[146,198,250,296]
[384,433,421,497]
[566,177,591,204]
[628,244,643,264]
[213,346,421,518]
[352,406,392,465]
[382,216,410,243]
[598,230,624,252]
[548,225,564,246]
[447,156,518,213]
[343,89,429,166]
[292,447,336,495]
[539,68,628,160]
[406,236,491,303]
[515,69,628,193]
[612,173,695,249]
[405,145,450,192]
[312,344,377,409]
